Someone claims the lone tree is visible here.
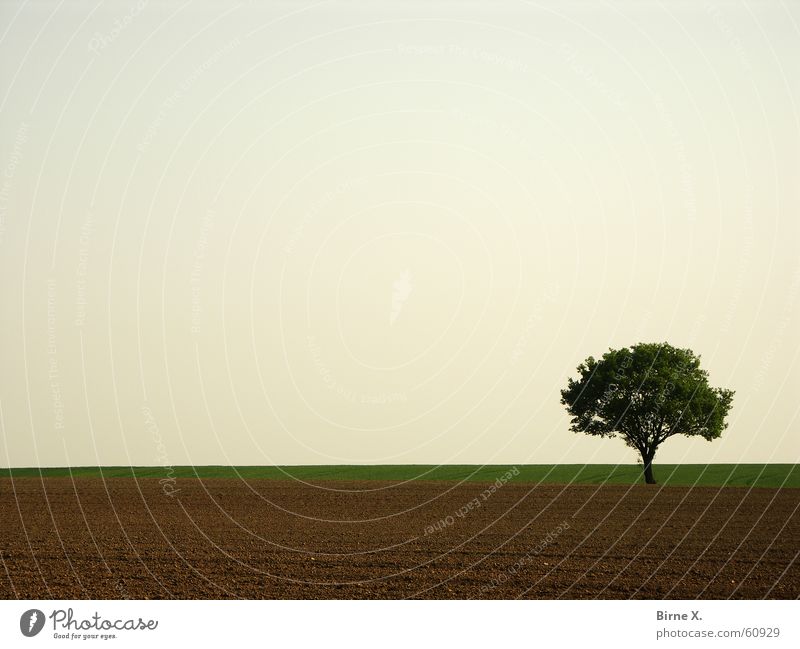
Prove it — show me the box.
[560,342,734,484]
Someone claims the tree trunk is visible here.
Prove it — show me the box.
[642,451,656,485]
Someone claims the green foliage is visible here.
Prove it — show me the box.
[561,342,734,481]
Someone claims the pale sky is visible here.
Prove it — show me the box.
[0,0,798,467]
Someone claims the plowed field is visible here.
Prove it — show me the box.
[1,478,797,599]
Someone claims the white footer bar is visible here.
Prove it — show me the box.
[1,600,796,648]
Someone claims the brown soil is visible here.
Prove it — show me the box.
[1,478,797,599]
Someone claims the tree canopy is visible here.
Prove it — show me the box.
[560,342,734,484]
